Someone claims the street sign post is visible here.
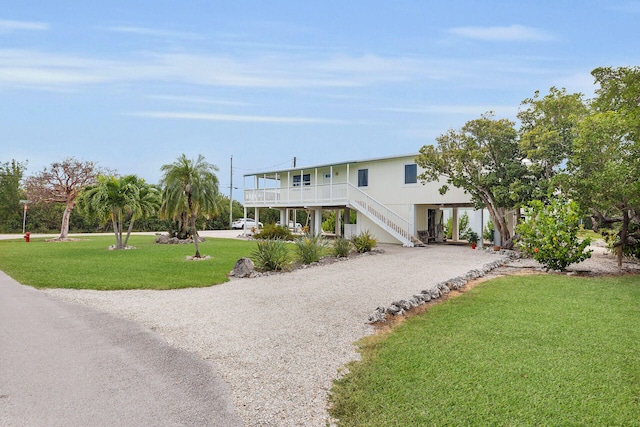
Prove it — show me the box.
[19,200,32,234]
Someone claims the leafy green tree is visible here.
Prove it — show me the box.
[569,111,639,266]
[518,87,589,199]
[417,113,528,247]
[567,66,640,266]
[0,160,27,232]
[159,154,220,258]
[516,196,592,271]
[24,158,101,240]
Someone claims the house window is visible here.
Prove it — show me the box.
[293,174,311,187]
[358,169,368,187]
[404,163,417,184]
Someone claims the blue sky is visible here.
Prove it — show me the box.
[2,1,639,195]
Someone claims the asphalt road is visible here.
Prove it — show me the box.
[0,271,243,427]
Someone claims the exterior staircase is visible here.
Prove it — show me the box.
[347,183,423,247]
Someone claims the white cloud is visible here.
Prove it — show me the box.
[382,104,516,115]
[0,50,115,89]
[0,45,559,95]
[0,19,49,33]
[126,111,347,124]
[0,48,438,90]
[450,24,554,42]
[105,26,202,40]
[148,95,253,107]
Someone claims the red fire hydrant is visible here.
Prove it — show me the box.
[24,232,30,243]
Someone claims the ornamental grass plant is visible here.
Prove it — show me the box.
[333,237,352,257]
[252,238,290,271]
[294,233,327,264]
[350,230,377,253]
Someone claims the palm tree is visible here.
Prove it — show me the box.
[159,154,220,258]
[121,177,161,248]
[80,174,160,249]
[80,175,137,248]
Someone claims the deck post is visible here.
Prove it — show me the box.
[452,208,459,242]
[314,208,323,236]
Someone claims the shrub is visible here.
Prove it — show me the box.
[333,237,352,257]
[444,212,470,240]
[351,230,378,253]
[294,233,327,264]
[463,230,478,244]
[254,224,293,241]
[483,219,494,241]
[252,239,290,271]
[516,196,592,271]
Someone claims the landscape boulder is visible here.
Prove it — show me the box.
[232,257,256,278]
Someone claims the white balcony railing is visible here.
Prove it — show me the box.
[244,182,349,207]
[244,181,417,246]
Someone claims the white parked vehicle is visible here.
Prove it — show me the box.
[276,221,303,232]
[231,218,263,230]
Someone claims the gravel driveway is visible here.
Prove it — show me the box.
[44,243,508,426]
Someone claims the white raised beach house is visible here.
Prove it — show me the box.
[242,153,487,247]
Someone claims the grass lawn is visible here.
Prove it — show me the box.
[0,235,257,290]
[330,274,640,426]
[578,228,604,242]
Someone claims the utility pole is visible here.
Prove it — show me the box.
[229,155,233,229]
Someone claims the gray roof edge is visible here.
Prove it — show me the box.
[243,152,420,177]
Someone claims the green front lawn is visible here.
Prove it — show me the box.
[0,235,256,290]
[330,274,640,426]
[578,228,604,242]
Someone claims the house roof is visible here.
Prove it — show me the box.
[243,152,421,177]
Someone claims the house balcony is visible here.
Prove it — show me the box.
[244,182,349,208]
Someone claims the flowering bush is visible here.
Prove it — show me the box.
[516,196,592,271]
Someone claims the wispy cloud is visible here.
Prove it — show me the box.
[148,95,252,107]
[0,45,558,95]
[0,49,114,89]
[383,104,519,120]
[0,19,49,33]
[126,111,347,124]
[105,26,202,40]
[0,48,435,90]
[450,24,554,42]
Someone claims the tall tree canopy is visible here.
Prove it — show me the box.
[24,158,101,240]
[159,154,220,258]
[0,160,27,232]
[568,66,640,266]
[518,87,589,198]
[416,113,528,246]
